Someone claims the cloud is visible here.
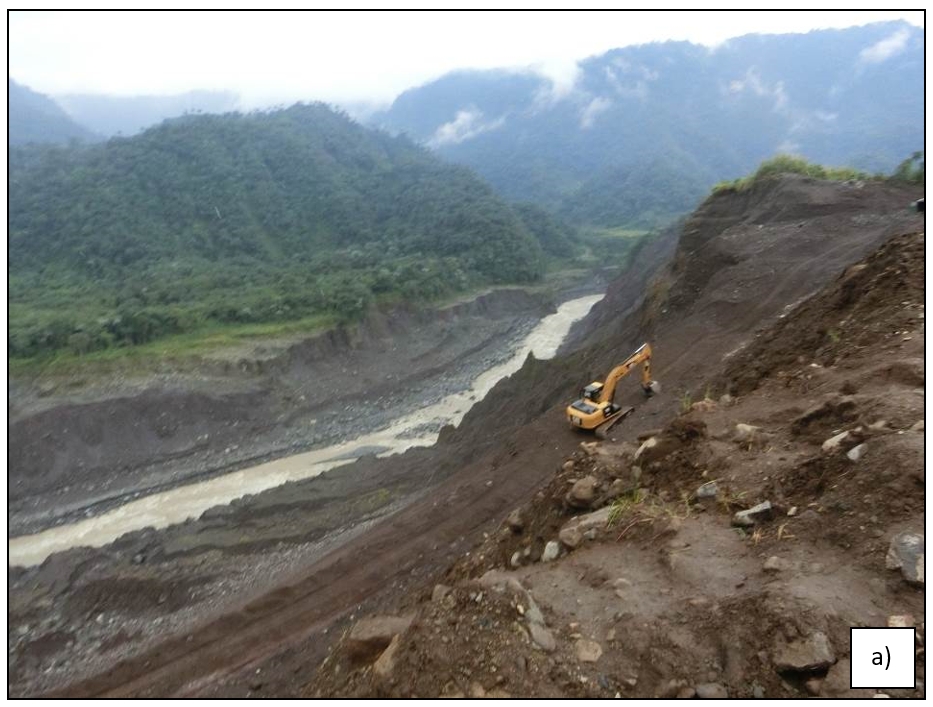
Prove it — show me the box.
[859,28,910,64]
[427,108,505,147]
[579,96,612,129]
[727,67,788,114]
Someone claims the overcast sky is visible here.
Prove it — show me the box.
[9,10,925,109]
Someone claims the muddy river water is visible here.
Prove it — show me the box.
[9,294,602,567]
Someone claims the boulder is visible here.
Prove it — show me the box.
[346,614,414,660]
[529,623,556,652]
[732,501,773,527]
[575,639,603,663]
[691,399,717,413]
[567,476,598,508]
[431,585,451,603]
[822,430,851,453]
[846,443,867,462]
[763,556,793,573]
[733,423,768,448]
[774,631,835,673]
[373,634,401,679]
[541,541,561,562]
[885,532,924,585]
[559,525,584,550]
[695,481,719,500]
[695,682,728,698]
[506,508,525,532]
[910,419,925,432]
[821,658,874,698]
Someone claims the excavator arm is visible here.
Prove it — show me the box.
[598,343,654,403]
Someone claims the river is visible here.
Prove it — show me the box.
[8,294,602,567]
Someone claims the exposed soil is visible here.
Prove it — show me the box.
[8,176,924,698]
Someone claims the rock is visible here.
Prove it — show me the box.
[634,436,658,460]
[695,682,728,698]
[432,585,451,603]
[580,441,599,456]
[677,687,697,698]
[607,478,628,499]
[564,506,613,532]
[510,551,522,568]
[885,532,924,585]
[911,419,925,432]
[868,419,889,432]
[805,677,823,696]
[132,553,146,565]
[373,634,401,679]
[346,615,413,659]
[846,443,867,462]
[695,481,718,500]
[541,541,561,562]
[506,508,525,532]
[752,684,765,698]
[822,430,851,452]
[575,639,603,663]
[562,460,575,472]
[567,476,598,508]
[774,631,835,673]
[887,614,915,628]
[732,500,773,527]
[763,556,792,572]
[658,679,686,698]
[793,396,858,434]
[524,598,545,626]
[559,525,584,550]
[822,659,874,697]
[734,423,765,447]
[719,394,734,406]
[691,399,717,413]
[469,681,486,698]
[529,623,556,652]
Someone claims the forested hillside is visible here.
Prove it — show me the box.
[9,103,576,360]
[9,79,100,146]
[373,21,923,228]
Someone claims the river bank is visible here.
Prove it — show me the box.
[10,279,605,540]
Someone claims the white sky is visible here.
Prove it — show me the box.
[8,9,926,109]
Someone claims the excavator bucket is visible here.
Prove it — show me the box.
[645,380,661,396]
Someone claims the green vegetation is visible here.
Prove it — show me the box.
[573,226,654,271]
[891,151,924,184]
[9,103,579,362]
[712,154,873,193]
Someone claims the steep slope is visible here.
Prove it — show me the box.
[310,194,924,699]
[9,103,575,359]
[373,22,923,226]
[13,176,922,698]
[9,79,100,145]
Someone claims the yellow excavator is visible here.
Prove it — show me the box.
[566,343,659,438]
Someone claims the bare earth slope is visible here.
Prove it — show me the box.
[10,176,922,697]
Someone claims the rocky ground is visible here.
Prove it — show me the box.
[310,231,925,699]
[8,175,923,698]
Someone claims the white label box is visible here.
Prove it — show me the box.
[850,627,917,689]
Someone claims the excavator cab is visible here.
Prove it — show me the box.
[582,382,603,401]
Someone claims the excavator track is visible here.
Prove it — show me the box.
[594,406,635,439]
